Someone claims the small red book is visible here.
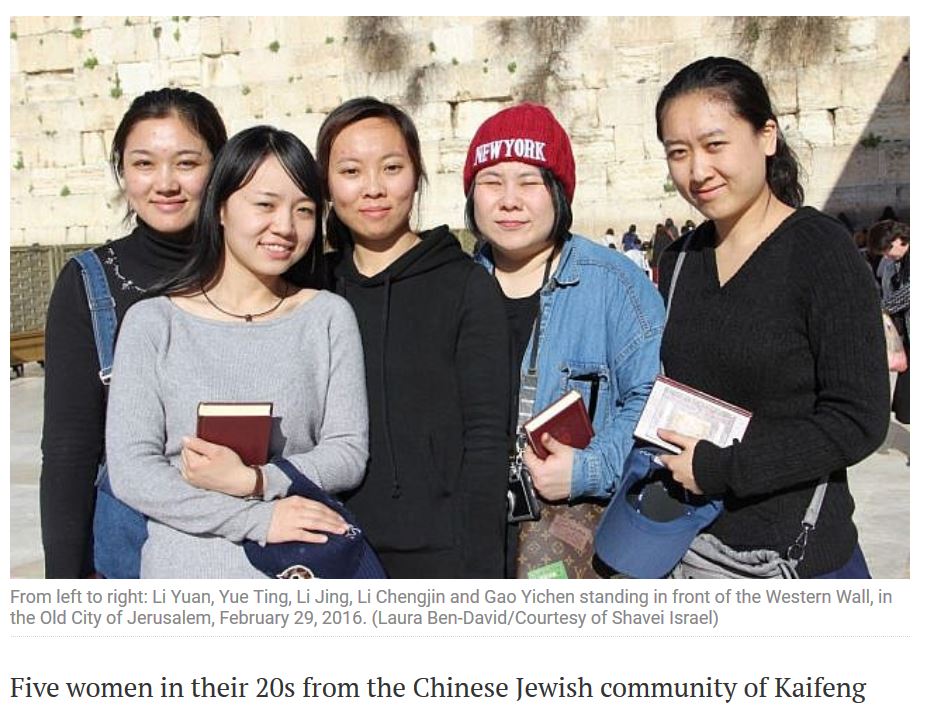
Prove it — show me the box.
[196,402,273,466]
[523,390,594,459]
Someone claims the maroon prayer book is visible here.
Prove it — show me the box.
[523,390,594,459]
[196,402,273,466]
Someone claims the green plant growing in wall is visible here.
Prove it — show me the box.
[663,176,677,194]
[60,186,71,197]
[109,74,123,99]
[153,26,162,40]
[859,132,884,149]
[10,31,17,40]
[173,28,181,42]
[268,40,280,53]
[507,61,517,73]
[71,27,85,39]
[241,86,251,95]
[451,57,459,66]
[13,153,24,170]
[83,54,99,70]
[325,36,334,44]
[428,41,436,53]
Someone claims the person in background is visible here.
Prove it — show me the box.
[869,220,910,425]
[621,224,641,252]
[317,97,511,578]
[664,217,680,241]
[681,219,696,237]
[601,226,618,249]
[105,125,369,578]
[655,56,888,578]
[40,88,227,578]
[464,103,664,578]
[649,222,674,284]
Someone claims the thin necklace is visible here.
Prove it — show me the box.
[200,284,290,323]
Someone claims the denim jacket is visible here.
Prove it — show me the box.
[476,234,665,499]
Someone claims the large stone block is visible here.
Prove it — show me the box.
[598,85,650,128]
[15,33,72,73]
[452,100,509,140]
[613,124,648,163]
[23,72,76,104]
[608,46,663,86]
[430,25,476,65]
[108,24,159,64]
[834,104,909,145]
[80,132,109,166]
[797,110,835,147]
[165,58,202,87]
[201,55,240,89]
[411,101,453,142]
[437,136,472,175]
[198,16,223,57]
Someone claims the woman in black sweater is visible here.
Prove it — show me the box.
[40,88,227,578]
[316,97,510,578]
[654,57,888,578]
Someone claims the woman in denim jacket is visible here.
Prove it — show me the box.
[464,103,665,578]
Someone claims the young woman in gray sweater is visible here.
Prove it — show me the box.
[105,126,369,578]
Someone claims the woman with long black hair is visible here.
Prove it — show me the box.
[104,126,369,577]
[41,88,227,578]
[654,57,888,578]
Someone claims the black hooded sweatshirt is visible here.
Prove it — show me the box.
[328,226,510,578]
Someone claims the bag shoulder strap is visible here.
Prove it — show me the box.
[72,249,118,385]
[660,234,692,376]
[664,233,692,323]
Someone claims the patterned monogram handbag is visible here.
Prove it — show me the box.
[516,500,606,579]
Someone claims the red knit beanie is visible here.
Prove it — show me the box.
[463,103,576,203]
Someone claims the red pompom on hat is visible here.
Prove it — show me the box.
[463,103,576,203]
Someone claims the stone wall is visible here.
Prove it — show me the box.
[9,16,910,246]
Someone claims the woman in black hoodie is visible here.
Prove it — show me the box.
[317,97,510,578]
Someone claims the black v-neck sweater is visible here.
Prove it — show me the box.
[40,222,194,578]
[658,208,889,577]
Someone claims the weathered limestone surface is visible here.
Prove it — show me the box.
[9,16,909,246]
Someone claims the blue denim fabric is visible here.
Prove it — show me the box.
[477,235,665,499]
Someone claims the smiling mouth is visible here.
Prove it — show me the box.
[360,207,391,217]
[151,200,187,211]
[691,185,724,200]
[495,220,528,230]
[260,242,294,255]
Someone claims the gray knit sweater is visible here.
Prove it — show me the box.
[106,292,368,578]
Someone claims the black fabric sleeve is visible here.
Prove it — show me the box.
[455,267,511,578]
[693,236,890,498]
[40,261,106,578]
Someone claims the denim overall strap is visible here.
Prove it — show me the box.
[72,250,117,385]
[73,249,146,578]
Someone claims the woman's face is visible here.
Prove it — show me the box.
[219,155,317,279]
[472,161,555,262]
[327,117,417,246]
[121,114,212,234]
[660,91,777,226]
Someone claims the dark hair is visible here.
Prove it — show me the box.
[606,227,615,235]
[111,87,227,220]
[464,167,573,251]
[158,126,325,295]
[655,56,804,209]
[868,220,909,254]
[316,96,427,251]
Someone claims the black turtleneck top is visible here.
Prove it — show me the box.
[40,222,194,578]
